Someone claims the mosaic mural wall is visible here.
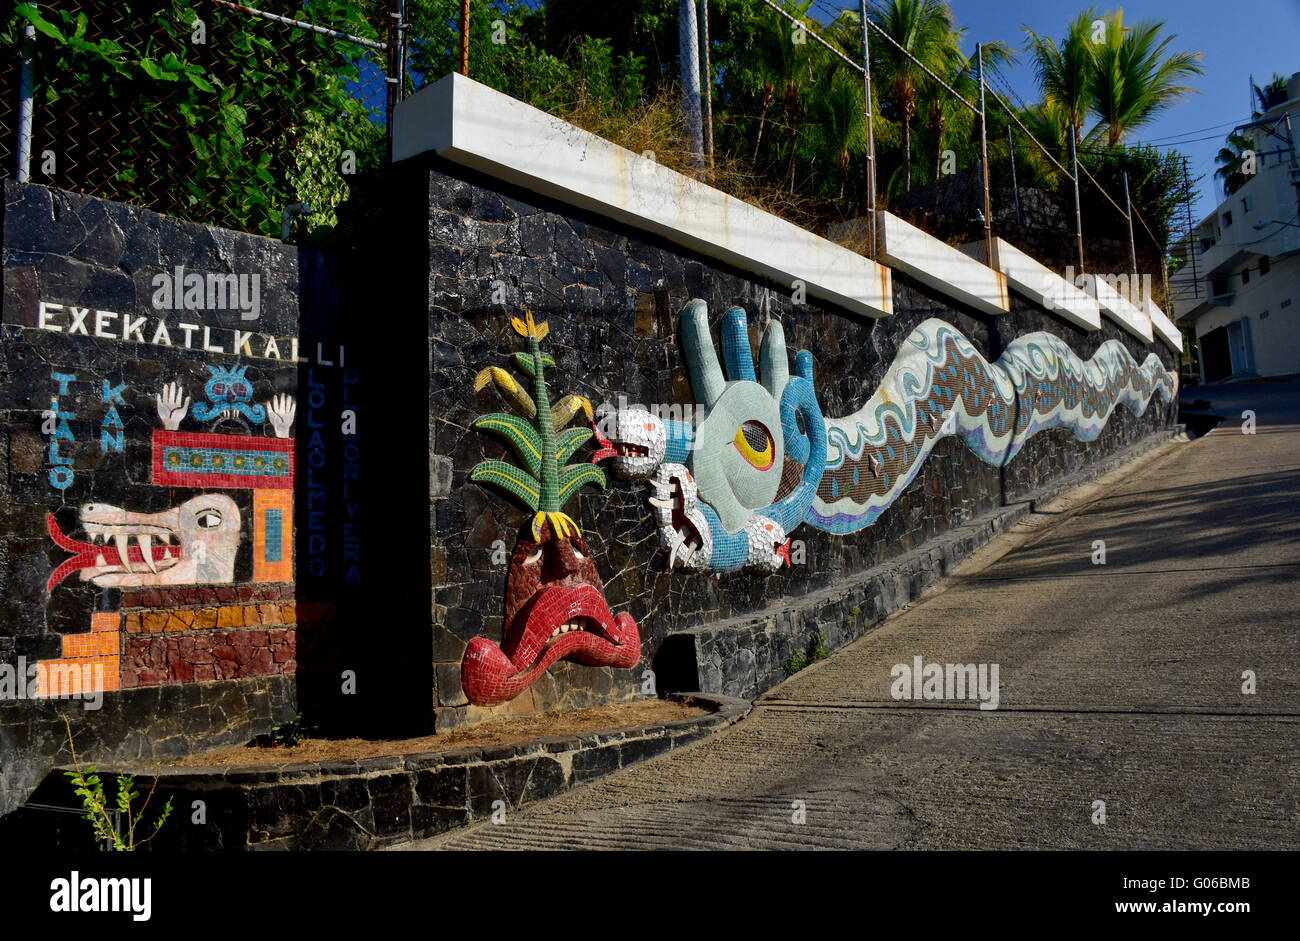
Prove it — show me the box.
[420,160,1179,725]
[0,181,317,814]
[0,157,1181,809]
[597,301,1177,574]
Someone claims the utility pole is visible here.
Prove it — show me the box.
[679,0,704,171]
[1183,154,1199,300]
[859,0,876,259]
[1286,114,1300,223]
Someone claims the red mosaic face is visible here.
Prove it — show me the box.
[461,520,640,705]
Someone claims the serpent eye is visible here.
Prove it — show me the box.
[733,421,775,470]
[196,509,223,529]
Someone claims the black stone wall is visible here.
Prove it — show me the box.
[422,160,1178,728]
[1,181,304,816]
[0,154,1180,817]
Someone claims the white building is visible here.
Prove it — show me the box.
[1170,72,1300,383]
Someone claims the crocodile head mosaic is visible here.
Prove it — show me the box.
[595,299,1178,575]
[46,494,241,591]
[460,312,641,706]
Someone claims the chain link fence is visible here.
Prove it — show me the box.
[2,0,396,240]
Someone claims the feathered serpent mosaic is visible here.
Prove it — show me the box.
[593,299,1178,574]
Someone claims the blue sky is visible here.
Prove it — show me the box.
[813,0,1300,225]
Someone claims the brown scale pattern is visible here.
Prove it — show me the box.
[814,335,1163,505]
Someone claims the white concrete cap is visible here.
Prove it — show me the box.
[1088,274,1154,342]
[877,212,1009,317]
[961,237,1101,331]
[393,73,893,319]
[1143,298,1184,353]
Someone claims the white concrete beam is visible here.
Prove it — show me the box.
[1088,275,1153,342]
[393,73,893,319]
[1144,298,1184,353]
[961,237,1100,330]
[878,212,1008,317]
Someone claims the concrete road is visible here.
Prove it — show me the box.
[403,381,1300,850]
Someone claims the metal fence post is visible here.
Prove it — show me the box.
[386,0,404,154]
[1123,170,1138,299]
[1070,132,1085,273]
[459,0,469,76]
[679,0,704,171]
[859,0,876,259]
[976,43,992,263]
[1008,124,1021,227]
[699,0,713,175]
[16,6,37,183]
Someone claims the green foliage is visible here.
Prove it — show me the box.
[783,627,831,675]
[7,0,1201,250]
[812,627,831,661]
[1023,8,1100,147]
[1023,8,1202,149]
[404,1,647,114]
[10,0,386,238]
[1076,142,1196,246]
[61,718,173,851]
[1253,73,1288,115]
[1214,132,1256,198]
[286,107,386,239]
[1087,11,1203,147]
[267,712,307,747]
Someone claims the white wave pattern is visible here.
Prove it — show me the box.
[810,319,1177,534]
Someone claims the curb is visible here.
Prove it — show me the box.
[61,692,750,850]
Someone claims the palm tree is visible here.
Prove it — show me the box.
[1214,131,1256,196]
[922,38,1015,189]
[1024,9,1099,147]
[1253,73,1289,115]
[1089,11,1203,147]
[1019,99,1071,155]
[813,64,868,198]
[1011,99,1076,185]
[779,2,818,193]
[868,0,965,192]
[728,2,811,166]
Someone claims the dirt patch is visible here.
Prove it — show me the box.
[169,698,710,769]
